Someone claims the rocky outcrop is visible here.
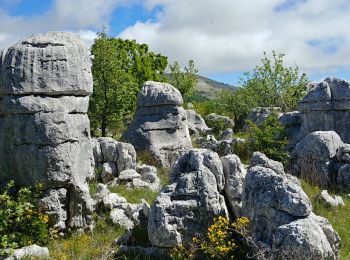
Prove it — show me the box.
[279,111,302,149]
[123,81,192,167]
[221,154,246,217]
[291,131,343,188]
[0,32,94,229]
[91,137,137,182]
[299,77,350,143]
[242,153,341,259]
[243,107,281,129]
[186,109,210,135]
[148,149,227,247]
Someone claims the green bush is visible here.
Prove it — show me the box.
[0,181,50,254]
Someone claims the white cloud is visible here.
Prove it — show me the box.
[0,0,129,48]
[119,0,350,77]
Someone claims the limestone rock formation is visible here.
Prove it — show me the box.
[243,107,281,129]
[220,154,246,217]
[291,131,343,188]
[123,81,192,167]
[186,109,210,135]
[298,77,350,143]
[4,244,50,260]
[206,113,235,129]
[0,32,94,229]
[242,153,340,259]
[148,149,227,247]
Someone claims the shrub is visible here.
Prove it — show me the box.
[0,181,50,255]
[246,112,289,164]
[170,216,252,259]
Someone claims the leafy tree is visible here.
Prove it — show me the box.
[218,51,308,125]
[89,30,168,137]
[169,60,198,98]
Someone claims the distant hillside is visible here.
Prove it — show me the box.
[166,74,236,99]
[196,75,236,99]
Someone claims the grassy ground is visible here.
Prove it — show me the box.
[301,180,350,259]
[48,215,125,260]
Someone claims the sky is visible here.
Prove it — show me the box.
[0,0,350,85]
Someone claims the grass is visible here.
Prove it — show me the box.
[109,186,160,205]
[48,214,125,260]
[301,180,350,259]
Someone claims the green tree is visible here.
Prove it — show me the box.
[169,60,198,98]
[89,30,168,137]
[218,51,308,125]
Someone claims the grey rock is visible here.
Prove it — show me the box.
[251,151,285,175]
[110,208,134,229]
[221,154,246,216]
[0,32,94,229]
[141,199,151,218]
[171,149,225,191]
[137,164,158,182]
[118,169,141,181]
[137,81,183,107]
[5,244,49,260]
[148,149,227,247]
[96,137,137,173]
[0,32,92,96]
[337,164,350,192]
[101,162,117,183]
[102,193,128,210]
[291,131,343,188]
[186,109,210,135]
[243,165,312,243]
[91,138,103,163]
[298,77,350,143]
[278,111,302,127]
[123,81,192,167]
[271,213,340,260]
[93,183,110,203]
[206,113,235,128]
[336,144,350,163]
[130,178,161,191]
[219,128,233,141]
[317,190,344,207]
[39,188,67,230]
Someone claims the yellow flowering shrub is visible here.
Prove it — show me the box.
[0,181,50,255]
[170,216,251,259]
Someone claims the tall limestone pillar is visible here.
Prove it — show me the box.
[0,32,95,229]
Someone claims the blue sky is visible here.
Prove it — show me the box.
[0,0,350,86]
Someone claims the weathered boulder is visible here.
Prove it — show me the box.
[316,190,344,207]
[221,154,246,216]
[291,131,343,188]
[242,153,340,258]
[93,137,137,174]
[206,113,234,129]
[148,149,227,247]
[243,165,311,243]
[186,109,210,135]
[298,77,350,143]
[336,144,350,163]
[0,32,94,229]
[251,151,285,175]
[4,244,49,260]
[123,81,192,167]
[271,213,340,260]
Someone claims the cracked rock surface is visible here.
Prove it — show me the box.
[0,32,94,229]
[123,81,192,168]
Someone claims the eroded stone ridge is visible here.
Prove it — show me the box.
[299,77,350,143]
[0,32,94,229]
[123,81,192,167]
